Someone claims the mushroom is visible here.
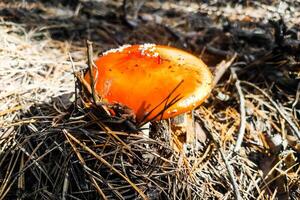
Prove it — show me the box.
[84,44,213,150]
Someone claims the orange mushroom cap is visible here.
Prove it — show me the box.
[84,44,213,123]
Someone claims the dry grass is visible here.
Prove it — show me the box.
[0,0,300,199]
[0,20,86,126]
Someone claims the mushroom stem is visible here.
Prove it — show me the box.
[140,122,150,139]
[170,111,196,152]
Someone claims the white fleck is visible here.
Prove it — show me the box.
[138,43,159,58]
[102,44,131,55]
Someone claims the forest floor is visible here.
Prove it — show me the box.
[0,0,299,199]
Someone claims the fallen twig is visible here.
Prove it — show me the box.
[86,40,100,104]
[213,54,237,87]
[219,148,242,200]
[231,68,246,153]
[68,52,78,110]
[292,82,300,118]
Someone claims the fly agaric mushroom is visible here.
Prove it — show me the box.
[84,44,213,149]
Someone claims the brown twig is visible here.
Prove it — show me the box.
[86,40,100,104]
[231,68,246,153]
[17,152,24,200]
[213,53,237,87]
[292,82,300,118]
[68,52,78,109]
[218,149,242,200]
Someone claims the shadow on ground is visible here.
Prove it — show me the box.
[0,92,182,200]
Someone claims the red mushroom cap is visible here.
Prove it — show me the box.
[84,44,213,123]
